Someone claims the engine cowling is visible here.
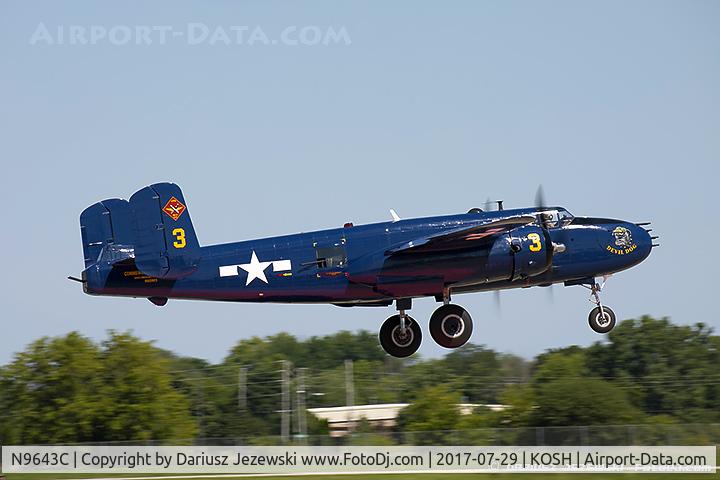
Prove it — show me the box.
[509,225,553,280]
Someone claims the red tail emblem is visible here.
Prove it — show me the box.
[162,196,186,221]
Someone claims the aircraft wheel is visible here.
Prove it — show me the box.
[379,314,422,358]
[429,304,473,348]
[588,306,616,334]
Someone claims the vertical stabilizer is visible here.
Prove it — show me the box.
[129,182,200,279]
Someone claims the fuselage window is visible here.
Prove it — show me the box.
[315,245,347,269]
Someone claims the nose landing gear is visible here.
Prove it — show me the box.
[584,277,617,334]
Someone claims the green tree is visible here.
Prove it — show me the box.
[532,347,587,386]
[306,411,330,436]
[491,384,536,428]
[0,331,197,444]
[220,336,295,437]
[164,353,226,438]
[532,377,641,426]
[498,353,531,382]
[352,360,402,405]
[528,348,641,427]
[347,417,395,446]
[396,385,461,445]
[95,331,197,441]
[442,344,504,403]
[454,406,496,444]
[586,316,720,421]
[213,330,391,439]
[302,330,386,370]
[4,317,716,445]
[0,332,103,443]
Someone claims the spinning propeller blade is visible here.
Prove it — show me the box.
[493,290,502,314]
[535,184,554,230]
[484,197,493,212]
[535,184,546,210]
[483,197,504,212]
[546,284,555,304]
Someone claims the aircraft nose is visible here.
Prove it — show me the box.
[600,221,654,269]
[633,222,655,259]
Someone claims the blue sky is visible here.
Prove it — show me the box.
[1,0,718,364]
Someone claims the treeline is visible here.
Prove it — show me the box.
[0,332,196,443]
[0,316,718,444]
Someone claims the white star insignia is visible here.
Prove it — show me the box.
[238,251,272,286]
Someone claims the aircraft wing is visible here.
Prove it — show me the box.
[385,215,535,255]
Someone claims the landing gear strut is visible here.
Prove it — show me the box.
[378,299,422,358]
[584,278,616,334]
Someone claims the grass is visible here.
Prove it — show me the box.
[3,474,718,480]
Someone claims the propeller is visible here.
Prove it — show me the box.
[475,198,506,311]
[493,290,502,314]
[535,184,556,304]
[535,184,546,210]
[485,197,505,312]
[489,186,556,311]
[484,197,493,212]
[544,283,555,304]
[535,184,554,229]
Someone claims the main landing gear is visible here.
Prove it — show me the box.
[378,292,474,358]
[429,304,473,348]
[583,277,616,334]
[378,313,422,358]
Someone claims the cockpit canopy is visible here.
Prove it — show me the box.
[536,207,574,228]
[466,205,574,228]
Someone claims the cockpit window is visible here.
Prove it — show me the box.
[538,210,559,228]
[537,208,574,228]
[558,209,574,226]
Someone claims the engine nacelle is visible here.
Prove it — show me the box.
[509,225,553,280]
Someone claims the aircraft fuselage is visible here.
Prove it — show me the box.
[82,207,653,305]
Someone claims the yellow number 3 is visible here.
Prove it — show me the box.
[528,233,542,252]
[172,228,186,249]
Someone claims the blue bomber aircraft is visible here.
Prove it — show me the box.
[73,183,657,357]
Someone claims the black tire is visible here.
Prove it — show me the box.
[429,304,473,348]
[588,306,616,334]
[379,314,422,358]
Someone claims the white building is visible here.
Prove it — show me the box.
[308,403,505,437]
